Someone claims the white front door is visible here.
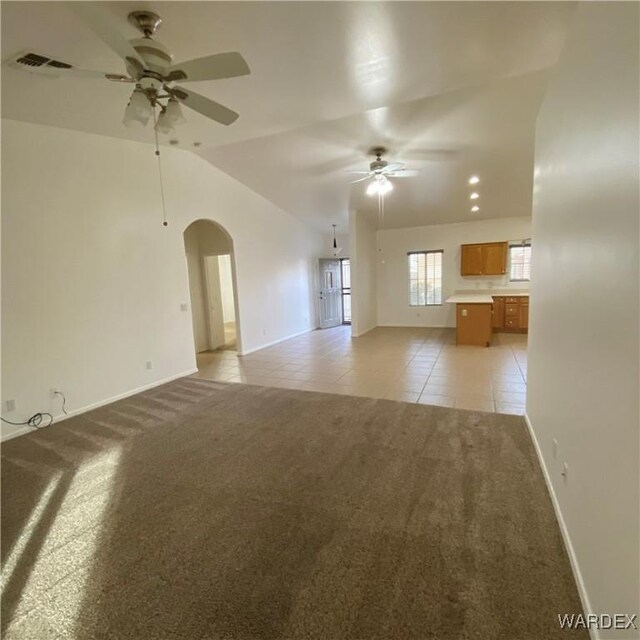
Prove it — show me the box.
[319,259,342,329]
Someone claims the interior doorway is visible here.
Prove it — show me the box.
[203,254,237,350]
[183,220,241,356]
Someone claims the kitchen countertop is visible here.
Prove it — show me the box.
[445,294,494,304]
[454,290,529,297]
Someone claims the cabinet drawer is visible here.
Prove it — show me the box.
[505,296,521,304]
[505,305,519,316]
[505,317,518,328]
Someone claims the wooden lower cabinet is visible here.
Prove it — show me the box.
[492,297,504,329]
[518,303,529,330]
[492,296,529,333]
[456,304,492,346]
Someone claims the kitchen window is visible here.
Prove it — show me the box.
[408,250,443,306]
[509,242,531,281]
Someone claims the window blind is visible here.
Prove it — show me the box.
[408,250,443,306]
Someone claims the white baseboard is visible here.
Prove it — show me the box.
[238,327,316,356]
[523,412,597,640]
[1,368,198,443]
[1,424,35,441]
[351,325,376,338]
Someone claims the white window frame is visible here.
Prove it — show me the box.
[509,242,532,282]
[408,250,444,307]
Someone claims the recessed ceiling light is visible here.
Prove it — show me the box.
[471,206,480,212]
[469,175,480,185]
[470,192,479,200]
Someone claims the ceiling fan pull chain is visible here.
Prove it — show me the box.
[152,107,169,227]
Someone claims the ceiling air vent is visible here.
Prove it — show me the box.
[6,50,74,75]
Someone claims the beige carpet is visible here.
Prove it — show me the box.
[1,378,587,639]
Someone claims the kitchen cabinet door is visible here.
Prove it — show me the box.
[456,304,492,346]
[482,243,508,275]
[461,245,483,275]
[519,303,529,330]
[492,297,504,328]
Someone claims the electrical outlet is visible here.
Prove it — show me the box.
[5,399,16,412]
[146,360,153,370]
[552,438,558,460]
[180,303,188,312]
[262,329,267,336]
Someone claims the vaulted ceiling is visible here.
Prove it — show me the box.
[1,1,576,230]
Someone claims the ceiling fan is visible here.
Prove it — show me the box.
[347,147,419,196]
[5,6,250,133]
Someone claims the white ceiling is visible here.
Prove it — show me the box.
[1,1,576,231]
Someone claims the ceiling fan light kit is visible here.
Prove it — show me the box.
[366,174,393,196]
[122,88,153,127]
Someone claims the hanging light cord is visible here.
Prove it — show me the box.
[378,191,385,226]
[152,108,169,227]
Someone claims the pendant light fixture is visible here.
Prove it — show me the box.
[331,224,343,256]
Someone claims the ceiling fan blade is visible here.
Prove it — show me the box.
[70,3,145,74]
[171,86,239,126]
[381,162,405,173]
[345,170,371,175]
[402,149,459,161]
[166,52,250,83]
[386,169,420,178]
[349,176,370,184]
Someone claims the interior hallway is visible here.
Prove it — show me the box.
[194,326,527,414]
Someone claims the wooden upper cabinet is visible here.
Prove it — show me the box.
[482,242,508,275]
[460,244,483,275]
[460,242,508,276]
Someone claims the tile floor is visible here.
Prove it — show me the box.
[193,326,528,415]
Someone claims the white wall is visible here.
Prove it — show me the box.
[1,120,323,439]
[527,4,639,636]
[349,210,377,337]
[203,255,225,350]
[184,226,209,352]
[218,255,236,323]
[377,217,531,328]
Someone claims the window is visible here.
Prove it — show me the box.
[340,258,351,324]
[408,251,443,306]
[509,243,532,281]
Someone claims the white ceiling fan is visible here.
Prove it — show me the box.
[4,6,251,133]
[347,147,419,196]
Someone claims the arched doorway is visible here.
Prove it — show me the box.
[183,220,241,360]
